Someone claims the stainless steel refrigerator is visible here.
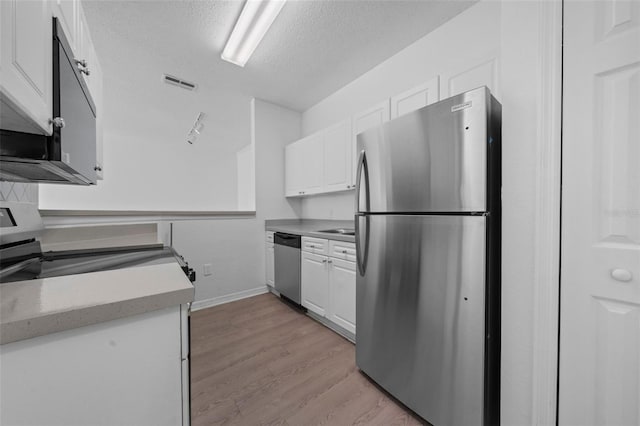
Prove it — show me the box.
[354,87,501,426]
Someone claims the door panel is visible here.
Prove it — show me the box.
[560,1,640,425]
[352,100,390,184]
[328,258,356,334]
[441,57,500,101]
[390,77,439,119]
[356,214,487,426]
[301,252,328,316]
[356,87,492,213]
[324,120,352,191]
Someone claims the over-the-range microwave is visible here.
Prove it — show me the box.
[0,17,97,185]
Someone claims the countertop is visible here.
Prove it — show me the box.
[265,219,355,243]
[0,263,194,345]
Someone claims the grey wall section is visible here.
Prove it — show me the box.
[172,99,302,304]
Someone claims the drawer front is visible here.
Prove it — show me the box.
[301,237,329,255]
[266,231,274,243]
[329,240,357,262]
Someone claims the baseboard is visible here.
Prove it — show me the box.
[191,286,269,311]
[306,310,355,344]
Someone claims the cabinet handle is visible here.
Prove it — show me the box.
[94,165,102,172]
[342,250,347,253]
[611,268,632,282]
[322,259,327,263]
[75,59,88,68]
[49,117,65,128]
[327,259,332,264]
[80,68,91,76]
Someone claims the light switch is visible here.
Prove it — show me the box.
[203,263,212,276]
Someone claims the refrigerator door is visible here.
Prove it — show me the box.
[356,214,487,426]
[355,87,492,214]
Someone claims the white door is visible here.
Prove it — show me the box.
[301,252,328,317]
[390,77,439,119]
[352,100,390,183]
[328,258,356,335]
[560,1,640,425]
[323,119,352,192]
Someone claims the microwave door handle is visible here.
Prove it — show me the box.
[355,150,370,213]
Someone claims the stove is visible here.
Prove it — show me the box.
[0,201,195,285]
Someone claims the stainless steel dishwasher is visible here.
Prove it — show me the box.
[274,232,301,304]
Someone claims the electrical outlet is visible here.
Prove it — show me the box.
[203,263,212,276]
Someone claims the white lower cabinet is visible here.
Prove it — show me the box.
[0,306,188,426]
[301,251,329,316]
[265,232,274,287]
[301,237,356,336]
[327,258,356,335]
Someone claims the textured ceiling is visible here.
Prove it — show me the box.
[83,0,477,111]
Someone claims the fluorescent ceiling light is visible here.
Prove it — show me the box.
[221,0,286,67]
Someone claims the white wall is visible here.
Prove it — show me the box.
[236,143,255,211]
[172,99,301,305]
[299,0,501,220]
[38,48,252,211]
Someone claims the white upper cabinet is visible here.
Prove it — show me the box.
[0,0,53,134]
[76,6,100,97]
[285,132,324,197]
[390,77,440,119]
[440,55,500,101]
[285,119,351,197]
[351,100,390,183]
[76,1,104,179]
[323,120,352,191]
[1,0,104,178]
[53,0,76,51]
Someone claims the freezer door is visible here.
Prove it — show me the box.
[356,214,488,426]
[356,87,493,213]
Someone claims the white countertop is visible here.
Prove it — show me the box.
[0,263,194,344]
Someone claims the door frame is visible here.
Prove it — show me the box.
[530,0,563,424]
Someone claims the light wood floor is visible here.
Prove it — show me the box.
[191,293,425,425]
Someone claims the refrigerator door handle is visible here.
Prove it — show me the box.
[355,214,369,276]
[355,150,370,213]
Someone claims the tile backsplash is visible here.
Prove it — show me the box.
[0,182,38,204]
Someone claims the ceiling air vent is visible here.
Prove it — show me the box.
[162,74,197,91]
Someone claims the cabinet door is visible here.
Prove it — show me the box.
[301,252,329,316]
[265,242,274,287]
[0,0,52,134]
[53,0,77,52]
[285,133,324,197]
[440,55,500,101]
[323,119,353,192]
[328,258,356,335]
[285,141,304,196]
[352,100,390,183]
[300,132,324,195]
[390,77,439,119]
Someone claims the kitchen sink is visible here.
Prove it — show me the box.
[317,228,355,236]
